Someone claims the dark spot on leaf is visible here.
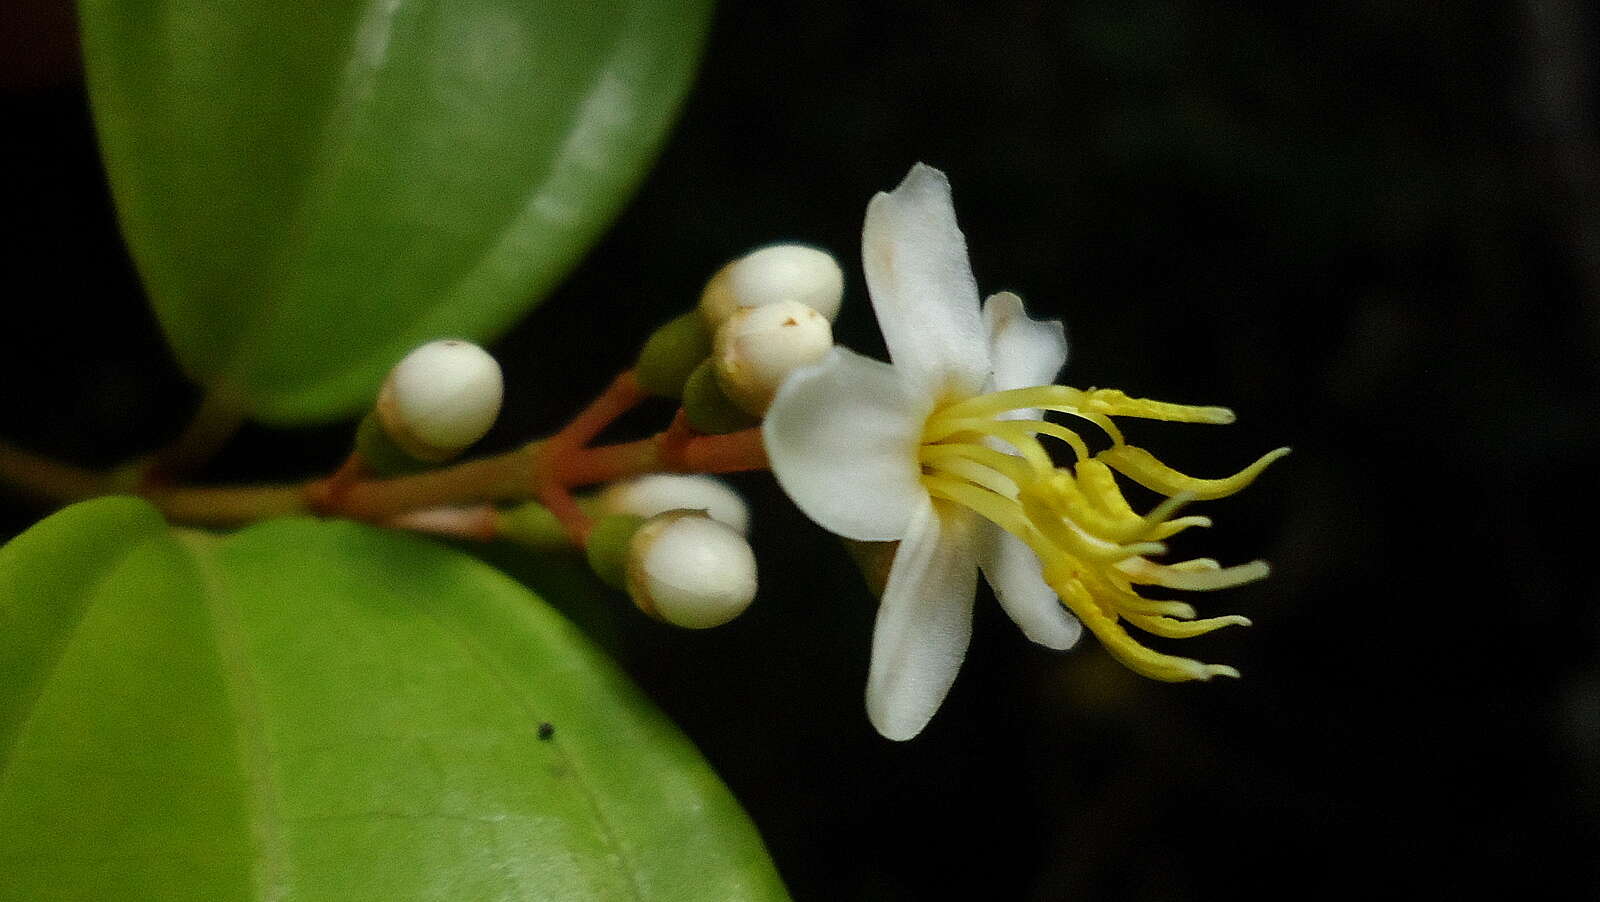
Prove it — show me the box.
[538,722,555,740]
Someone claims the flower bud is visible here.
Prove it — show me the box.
[635,312,712,399]
[681,359,759,434]
[699,244,844,326]
[626,511,757,629]
[597,474,750,535]
[375,340,504,463]
[713,300,832,416]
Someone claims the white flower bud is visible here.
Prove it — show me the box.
[699,244,844,325]
[597,474,750,535]
[626,511,757,629]
[376,339,504,462]
[713,300,833,416]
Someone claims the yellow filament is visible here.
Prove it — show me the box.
[1124,612,1253,639]
[1150,515,1212,539]
[1098,445,1291,501]
[1016,420,1092,462]
[919,444,1026,496]
[921,475,1033,540]
[909,383,1281,684]
[1080,388,1236,424]
[1073,458,1139,519]
[1053,574,1241,681]
[928,385,1128,447]
[1021,491,1164,563]
[1108,594,1199,620]
[934,385,1087,420]
[1117,557,1271,591]
[924,418,1056,473]
[1032,472,1138,543]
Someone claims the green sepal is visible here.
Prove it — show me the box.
[682,359,759,435]
[354,412,433,477]
[585,514,646,590]
[636,312,712,399]
[496,501,571,550]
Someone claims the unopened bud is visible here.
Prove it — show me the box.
[681,359,759,434]
[598,474,750,535]
[699,244,844,326]
[635,312,712,399]
[626,511,757,629]
[375,340,503,463]
[713,300,832,416]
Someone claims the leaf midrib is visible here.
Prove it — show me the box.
[179,531,290,902]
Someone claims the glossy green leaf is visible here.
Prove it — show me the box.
[80,0,712,423]
[0,499,788,901]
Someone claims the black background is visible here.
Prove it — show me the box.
[4,1,1598,899]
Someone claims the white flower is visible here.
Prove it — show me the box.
[763,165,1077,739]
[764,164,1286,740]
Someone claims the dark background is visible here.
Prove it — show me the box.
[4,1,1598,899]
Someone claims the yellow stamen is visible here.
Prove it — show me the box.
[914,383,1285,684]
[1149,515,1212,539]
[1055,574,1241,682]
[1124,612,1253,639]
[923,416,1060,471]
[1098,445,1291,501]
[1031,472,1139,543]
[1080,388,1236,424]
[922,475,1033,540]
[1116,557,1271,591]
[919,444,1025,496]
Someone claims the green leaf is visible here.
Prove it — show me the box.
[0,499,788,901]
[80,0,713,424]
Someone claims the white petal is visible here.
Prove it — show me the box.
[866,498,979,741]
[763,347,929,542]
[982,291,1067,394]
[862,164,990,401]
[975,522,1082,651]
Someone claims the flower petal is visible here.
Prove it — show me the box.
[764,347,929,542]
[975,522,1083,650]
[862,163,990,401]
[866,498,979,741]
[982,291,1067,395]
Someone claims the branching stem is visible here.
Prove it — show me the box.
[0,368,772,541]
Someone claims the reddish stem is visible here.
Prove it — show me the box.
[558,428,767,487]
[535,370,650,545]
[0,369,772,539]
[306,452,370,515]
[679,428,769,475]
[658,409,697,471]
